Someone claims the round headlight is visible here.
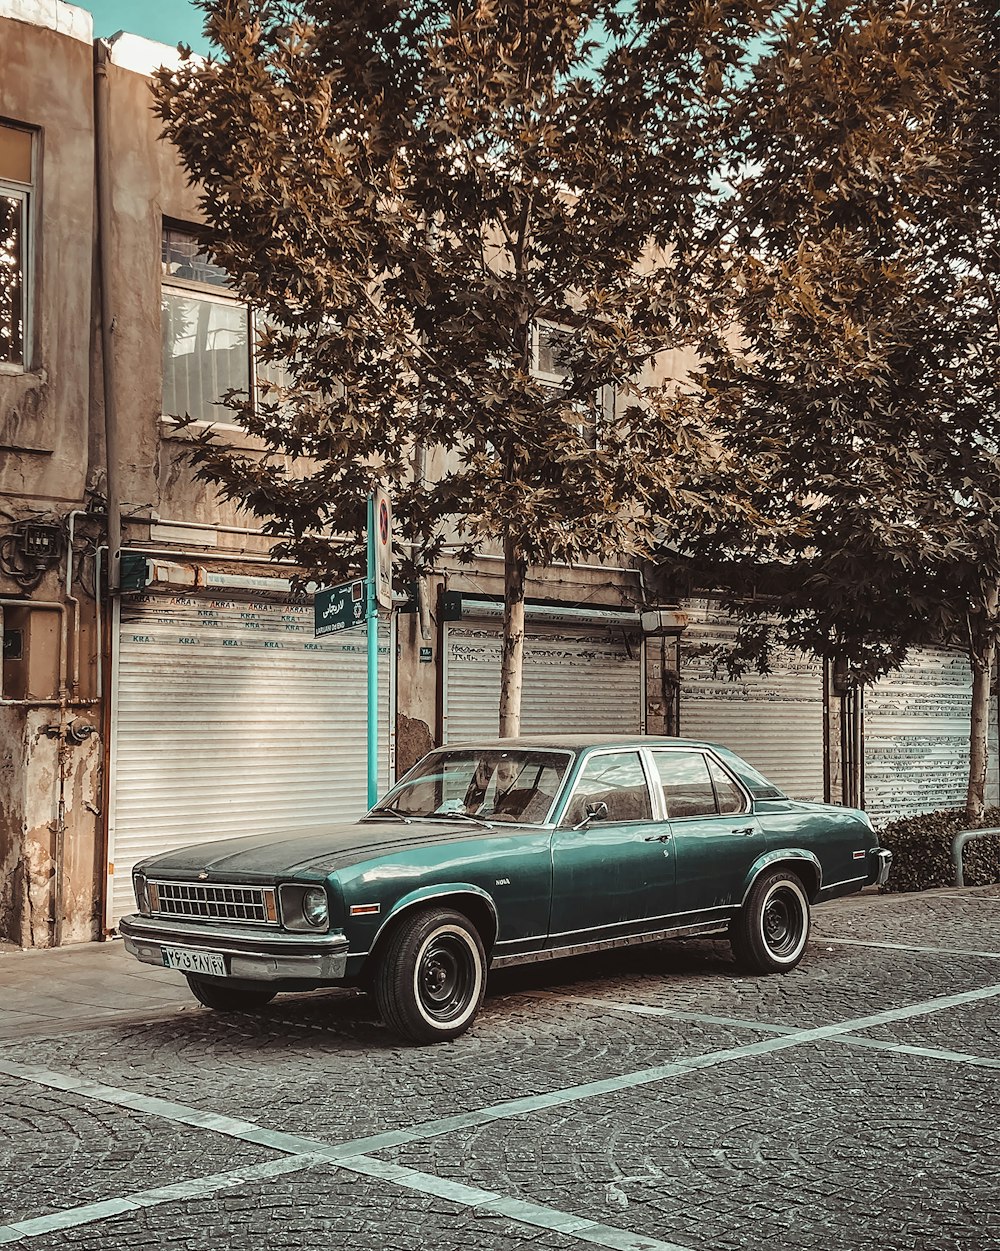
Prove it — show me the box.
[302,887,329,929]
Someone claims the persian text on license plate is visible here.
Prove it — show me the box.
[161,946,227,977]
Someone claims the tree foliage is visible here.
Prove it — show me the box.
[154,0,772,731]
[672,0,1000,814]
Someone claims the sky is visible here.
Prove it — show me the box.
[75,0,211,53]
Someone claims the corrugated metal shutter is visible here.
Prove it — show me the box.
[678,601,825,802]
[444,616,642,741]
[864,645,999,823]
[108,593,391,926]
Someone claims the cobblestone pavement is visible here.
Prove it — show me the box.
[1,885,998,1250]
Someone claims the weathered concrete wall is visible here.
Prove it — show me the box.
[0,4,94,501]
[0,3,103,947]
[104,38,272,543]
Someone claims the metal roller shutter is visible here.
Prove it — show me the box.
[864,646,998,823]
[678,602,825,802]
[444,616,642,742]
[107,593,391,927]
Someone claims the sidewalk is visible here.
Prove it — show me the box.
[0,937,195,1041]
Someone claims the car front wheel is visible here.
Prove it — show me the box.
[186,975,277,1012]
[374,907,486,1044]
[730,870,810,974]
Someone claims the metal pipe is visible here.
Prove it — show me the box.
[130,515,349,542]
[65,508,87,696]
[366,496,378,808]
[132,515,277,538]
[94,545,105,693]
[952,827,1000,888]
[470,551,641,577]
[95,41,122,593]
[124,546,299,567]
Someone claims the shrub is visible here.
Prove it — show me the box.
[877,807,1000,893]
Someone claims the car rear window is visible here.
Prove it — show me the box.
[709,745,786,799]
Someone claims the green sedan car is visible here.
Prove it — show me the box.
[121,735,891,1044]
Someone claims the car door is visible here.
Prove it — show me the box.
[548,749,677,949]
[648,749,766,925]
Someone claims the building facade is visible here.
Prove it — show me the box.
[1,0,993,947]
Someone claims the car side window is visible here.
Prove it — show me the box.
[708,757,746,815]
[652,751,718,819]
[562,751,652,825]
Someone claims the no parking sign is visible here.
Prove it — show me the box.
[373,486,392,610]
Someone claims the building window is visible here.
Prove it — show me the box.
[0,122,34,370]
[161,225,316,424]
[161,225,250,423]
[532,320,574,386]
[531,319,614,447]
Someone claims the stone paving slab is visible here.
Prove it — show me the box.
[0,1000,779,1144]
[0,942,193,1042]
[4,1169,589,1251]
[812,887,1000,951]
[856,997,1000,1062]
[2,888,999,1250]
[495,938,1000,1029]
[0,1075,276,1227]
[381,1042,1000,1251]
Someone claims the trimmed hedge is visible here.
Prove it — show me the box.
[877,806,1000,893]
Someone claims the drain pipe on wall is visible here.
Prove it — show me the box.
[95,40,122,596]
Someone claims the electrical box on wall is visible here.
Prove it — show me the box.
[0,606,60,701]
[15,522,61,563]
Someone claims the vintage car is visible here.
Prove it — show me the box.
[121,735,891,1043]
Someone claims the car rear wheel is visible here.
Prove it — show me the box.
[374,907,486,1044]
[186,975,277,1012]
[730,870,810,974]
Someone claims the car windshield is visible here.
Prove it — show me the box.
[373,748,572,825]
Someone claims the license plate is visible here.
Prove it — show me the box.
[161,946,227,977]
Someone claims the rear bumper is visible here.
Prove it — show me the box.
[870,847,893,887]
[119,913,350,983]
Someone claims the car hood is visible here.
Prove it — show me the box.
[135,819,513,880]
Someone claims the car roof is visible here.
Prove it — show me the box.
[445,734,715,751]
[438,735,787,799]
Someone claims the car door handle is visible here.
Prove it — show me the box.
[732,826,756,836]
[644,833,672,843]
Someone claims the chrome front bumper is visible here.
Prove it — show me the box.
[871,847,893,887]
[119,913,350,982]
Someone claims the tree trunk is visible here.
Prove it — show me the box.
[966,582,999,823]
[499,531,527,737]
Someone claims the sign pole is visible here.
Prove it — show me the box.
[366,494,378,808]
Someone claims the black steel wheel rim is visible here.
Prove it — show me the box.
[762,887,804,957]
[418,933,475,1022]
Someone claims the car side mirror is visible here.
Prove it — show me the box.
[573,799,608,831]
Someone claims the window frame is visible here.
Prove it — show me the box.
[558,747,657,827]
[530,318,616,449]
[160,223,321,430]
[646,747,753,823]
[531,319,574,386]
[0,121,36,375]
[160,222,256,429]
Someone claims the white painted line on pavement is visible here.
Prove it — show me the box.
[0,1150,699,1251]
[0,1156,327,1246]
[834,1034,1000,1070]
[552,993,1000,1071]
[819,936,1000,959]
[2,980,1000,1247]
[324,1156,699,1251]
[536,994,799,1034]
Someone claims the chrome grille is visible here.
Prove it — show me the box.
[149,880,277,925]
